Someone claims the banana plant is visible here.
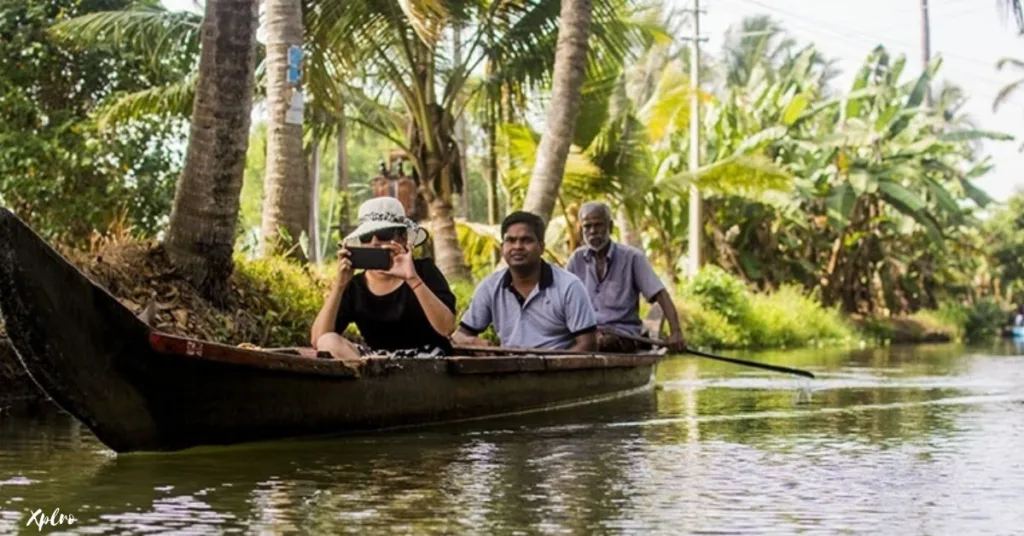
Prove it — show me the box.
[770,46,1011,311]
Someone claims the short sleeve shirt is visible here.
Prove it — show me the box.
[459,262,597,350]
[335,258,456,354]
[566,242,665,335]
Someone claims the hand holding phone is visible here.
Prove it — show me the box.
[336,247,354,284]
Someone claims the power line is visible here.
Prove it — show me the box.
[726,0,1007,70]
[716,0,1020,94]
[710,0,1024,112]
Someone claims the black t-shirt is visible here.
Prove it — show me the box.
[334,259,456,354]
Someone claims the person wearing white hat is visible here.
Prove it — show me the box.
[310,197,456,359]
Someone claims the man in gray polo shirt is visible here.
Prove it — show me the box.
[566,201,686,353]
[453,211,597,351]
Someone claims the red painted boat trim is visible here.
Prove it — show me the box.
[148,332,359,378]
[149,333,659,377]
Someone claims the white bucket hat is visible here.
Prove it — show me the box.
[342,197,429,247]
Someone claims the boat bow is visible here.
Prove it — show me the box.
[0,208,159,451]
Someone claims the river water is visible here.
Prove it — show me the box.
[2,342,1023,534]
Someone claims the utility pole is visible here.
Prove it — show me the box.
[921,0,932,106]
[685,0,707,278]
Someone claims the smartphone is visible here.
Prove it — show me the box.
[348,246,393,270]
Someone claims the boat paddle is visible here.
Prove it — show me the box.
[606,330,816,379]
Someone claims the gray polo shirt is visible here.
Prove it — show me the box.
[460,262,597,350]
[566,242,666,335]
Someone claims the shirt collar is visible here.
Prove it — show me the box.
[501,260,554,290]
[583,241,616,262]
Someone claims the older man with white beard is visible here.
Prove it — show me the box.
[566,201,687,353]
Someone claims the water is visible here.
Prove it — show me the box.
[3,343,1024,534]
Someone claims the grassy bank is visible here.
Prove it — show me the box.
[72,247,1007,350]
[671,266,855,349]
[1,242,1006,357]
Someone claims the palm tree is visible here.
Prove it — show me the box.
[521,0,593,224]
[163,0,259,303]
[259,0,310,259]
[993,58,1023,112]
[48,0,203,127]
[720,15,796,88]
[305,0,641,279]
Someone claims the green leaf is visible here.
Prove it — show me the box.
[880,186,946,246]
[827,183,856,228]
[886,69,932,140]
[959,178,994,208]
[781,93,809,126]
[923,176,961,220]
[94,74,197,128]
[878,179,925,213]
[938,129,1015,143]
[848,169,874,195]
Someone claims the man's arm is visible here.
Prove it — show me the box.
[568,330,597,352]
[452,326,492,347]
[653,289,686,352]
[629,253,686,352]
[563,278,598,352]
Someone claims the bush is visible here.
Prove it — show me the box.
[902,299,1007,343]
[746,285,854,348]
[676,266,854,350]
[232,255,332,347]
[678,298,748,348]
[448,278,499,344]
[910,307,963,341]
[962,298,1006,342]
[682,265,751,324]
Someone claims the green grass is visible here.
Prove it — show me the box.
[676,266,855,350]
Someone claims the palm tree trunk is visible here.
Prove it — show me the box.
[429,199,470,281]
[522,0,593,223]
[308,134,321,264]
[485,115,499,226]
[617,206,642,248]
[453,24,471,220]
[334,115,350,237]
[163,0,258,304]
[259,0,309,260]
[426,154,472,281]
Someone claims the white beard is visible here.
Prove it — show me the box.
[586,238,610,251]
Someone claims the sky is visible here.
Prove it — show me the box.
[163,0,1024,201]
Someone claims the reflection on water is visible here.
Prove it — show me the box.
[2,343,1024,533]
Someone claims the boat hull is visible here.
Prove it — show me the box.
[0,208,657,453]
[133,333,654,451]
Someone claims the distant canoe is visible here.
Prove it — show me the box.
[0,208,657,453]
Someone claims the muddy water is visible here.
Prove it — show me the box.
[2,342,1023,534]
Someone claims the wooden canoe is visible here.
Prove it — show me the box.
[0,208,658,453]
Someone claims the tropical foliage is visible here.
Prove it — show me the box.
[0,0,186,245]
[2,0,1022,344]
